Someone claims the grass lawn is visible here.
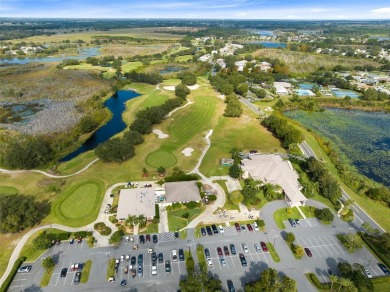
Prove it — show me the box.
[168,207,204,231]
[146,150,177,168]
[299,206,316,218]
[273,207,303,229]
[175,55,193,62]
[199,105,284,177]
[56,151,97,175]
[106,258,116,280]
[0,186,18,194]
[50,180,104,227]
[214,180,240,211]
[139,223,159,235]
[121,61,143,73]
[179,229,187,239]
[80,260,92,283]
[40,266,55,287]
[196,244,206,268]
[266,242,280,262]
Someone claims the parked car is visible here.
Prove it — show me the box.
[295,219,300,225]
[363,268,373,279]
[73,272,81,284]
[230,244,237,255]
[158,253,164,264]
[18,266,32,273]
[125,255,130,261]
[223,246,230,256]
[151,264,157,276]
[241,225,246,232]
[172,250,178,262]
[218,225,225,233]
[124,266,129,274]
[204,248,211,259]
[131,256,136,265]
[139,235,145,244]
[260,241,268,252]
[211,224,219,234]
[253,222,259,231]
[254,244,261,253]
[201,227,206,236]
[165,260,171,273]
[234,223,241,232]
[138,254,143,264]
[120,255,125,262]
[227,280,236,292]
[217,247,223,257]
[174,231,179,239]
[151,252,157,263]
[247,224,253,231]
[152,234,158,243]
[137,265,143,277]
[239,254,247,266]
[146,234,151,242]
[179,249,185,261]
[207,258,213,267]
[378,263,390,275]
[242,243,249,253]
[206,226,213,236]
[120,279,127,287]
[60,268,68,278]
[69,238,74,244]
[125,236,130,242]
[304,248,312,257]
[77,237,82,243]
[108,276,115,282]
[288,218,297,228]
[220,257,227,267]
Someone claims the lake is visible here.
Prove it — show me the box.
[60,89,140,162]
[248,41,286,48]
[285,108,390,187]
[159,66,185,74]
[0,47,100,65]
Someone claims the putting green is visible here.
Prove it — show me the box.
[146,151,177,168]
[0,186,18,194]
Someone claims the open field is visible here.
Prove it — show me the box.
[254,49,381,74]
[101,43,172,57]
[199,106,285,177]
[175,55,193,62]
[9,28,184,43]
[121,61,143,72]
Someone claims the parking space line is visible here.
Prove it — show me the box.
[323,235,340,256]
[316,236,333,256]
[229,256,235,268]
[301,238,318,258]
[329,236,345,254]
[311,237,327,257]
[261,250,269,264]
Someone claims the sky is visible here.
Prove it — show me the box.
[0,0,390,19]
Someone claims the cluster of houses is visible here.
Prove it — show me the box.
[1,45,45,55]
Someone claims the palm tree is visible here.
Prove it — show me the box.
[342,278,354,292]
[329,275,338,291]
[338,277,349,292]
[138,214,147,228]
[142,167,148,177]
[125,215,136,228]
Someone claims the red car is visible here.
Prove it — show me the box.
[247,224,253,232]
[260,241,268,252]
[217,247,223,257]
[146,234,151,242]
[223,246,230,256]
[304,248,312,257]
[234,223,241,232]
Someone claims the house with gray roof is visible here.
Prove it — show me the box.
[116,187,156,221]
[240,154,307,207]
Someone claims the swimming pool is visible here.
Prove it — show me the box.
[294,89,315,96]
[331,89,360,98]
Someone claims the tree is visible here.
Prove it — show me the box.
[42,256,55,271]
[33,231,53,250]
[181,73,197,85]
[229,190,244,204]
[108,230,124,245]
[286,232,295,244]
[330,274,338,291]
[0,194,50,233]
[229,163,241,178]
[95,138,135,162]
[138,215,147,228]
[130,118,153,134]
[175,84,191,99]
[157,166,166,176]
[293,245,305,257]
[361,222,374,234]
[236,83,249,96]
[245,268,297,292]
[123,130,144,145]
[78,115,99,133]
[142,167,149,177]
[314,208,334,222]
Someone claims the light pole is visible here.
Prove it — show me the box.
[273,235,278,247]
[219,167,222,181]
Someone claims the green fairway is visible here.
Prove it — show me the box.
[52,180,104,227]
[175,55,192,62]
[146,150,177,168]
[122,61,143,73]
[0,186,18,194]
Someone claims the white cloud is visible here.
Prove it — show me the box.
[371,7,390,14]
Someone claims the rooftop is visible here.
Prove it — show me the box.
[165,181,201,203]
[117,187,156,220]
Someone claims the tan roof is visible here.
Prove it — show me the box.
[241,155,307,204]
[117,188,155,220]
[165,181,201,203]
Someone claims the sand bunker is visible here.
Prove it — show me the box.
[153,129,169,139]
[181,147,194,156]
[163,84,200,91]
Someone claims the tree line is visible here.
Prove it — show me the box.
[124,71,163,85]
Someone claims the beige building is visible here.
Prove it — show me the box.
[162,181,201,206]
[116,187,156,221]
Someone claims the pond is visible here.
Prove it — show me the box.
[250,30,276,36]
[248,41,286,48]
[0,47,100,65]
[285,108,390,187]
[60,89,140,162]
[0,102,44,123]
[159,66,185,74]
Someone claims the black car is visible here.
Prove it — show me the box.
[158,253,164,263]
[73,272,81,284]
[138,254,143,265]
[239,253,247,267]
[204,248,211,259]
[174,231,179,239]
[227,280,236,292]
[201,227,206,236]
[165,260,171,273]
[211,224,219,234]
[152,234,158,243]
[131,256,136,265]
[378,263,390,275]
[139,235,145,244]
[151,252,157,263]
[60,268,68,278]
[206,226,213,236]
[121,279,127,287]
[230,244,237,255]
[179,249,185,261]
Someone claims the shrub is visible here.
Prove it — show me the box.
[155,204,160,219]
[54,232,71,241]
[229,191,244,204]
[109,230,124,245]
[87,236,95,248]
[0,257,26,292]
[175,84,191,99]
[33,231,53,250]
[314,208,334,222]
[286,208,293,215]
[164,174,200,182]
[73,231,88,238]
[184,201,200,209]
[182,212,190,219]
[208,195,217,201]
[307,273,330,289]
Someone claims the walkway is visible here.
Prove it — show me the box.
[158,206,169,233]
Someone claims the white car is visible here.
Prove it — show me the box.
[172,250,178,262]
[242,243,249,253]
[151,265,157,275]
[207,258,213,267]
[120,255,125,262]
[220,257,227,267]
[253,222,259,231]
[254,244,261,253]
[364,268,373,279]
[218,225,225,233]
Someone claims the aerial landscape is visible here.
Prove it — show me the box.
[1,1,390,292]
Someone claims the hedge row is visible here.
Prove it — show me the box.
[306,273,330,290]
[0,257,26,292]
